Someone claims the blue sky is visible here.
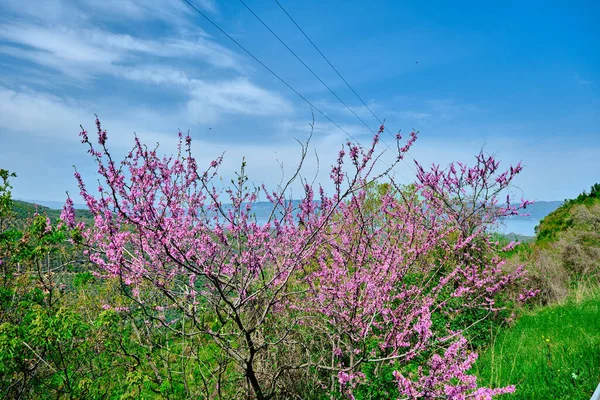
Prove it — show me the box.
[0,0,598,204]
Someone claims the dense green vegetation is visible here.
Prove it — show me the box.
[495,184,600,305]
[473,183,600,398]
[535,183,600,243]
[2,165,599,399]
[0,218,235,397]
[1,172,223,398]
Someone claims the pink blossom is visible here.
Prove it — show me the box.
[69,118,531,399]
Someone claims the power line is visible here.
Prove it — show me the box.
[241,0,416,177]
[180,0,415,182]
[274,0,383,128]
[273,0,419,173]
[239,0,376,135]
[180,0,361,146]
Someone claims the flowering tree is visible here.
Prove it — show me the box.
[63,118,532,399]
[296,153,536,398]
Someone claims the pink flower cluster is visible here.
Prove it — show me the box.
[63,118,531,399]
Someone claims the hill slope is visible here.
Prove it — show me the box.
[536,184,600,242]
[10,200,95,228]
[507,183,600,304]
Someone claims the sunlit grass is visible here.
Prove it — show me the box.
[473,289,600,399]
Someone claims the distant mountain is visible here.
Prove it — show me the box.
[12,200,61,220]
[499,200,564,237]
[17,199,88,210]
[10,198,565,237]
[514,200,564,220]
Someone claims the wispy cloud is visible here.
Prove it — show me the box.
[575,73,592,85]
[424,99,479,120]
[0,86,177,148]
[396,111,431,120]
[187,78,293,120]
[0,22,241,80]
[0,87,89,138]
[0,84,345,201]
[117,67,293,122]
[0,0,292,125]
[0,0,216,26]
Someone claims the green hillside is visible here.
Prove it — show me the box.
[474,184,600,398]
[9,199,95,229]
[501,183,600,303]
[536,183,600,243]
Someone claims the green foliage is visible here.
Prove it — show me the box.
[487,182,600,309]
[536,183,600,243]
[0,169,16,224]
[0,170,244,399]
[473,290,600,399]
[0,171,596,399]
[352,361,400,399]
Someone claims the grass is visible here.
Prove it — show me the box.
[473,289,600,399]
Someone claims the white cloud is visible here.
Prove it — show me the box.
[0,0,88,23]
[0,6,294,123]
[0,0,295,125]
[0,0,216,26]
[117,67,293,122]
[0,86,181,150]
[0,85,346,201]
[0,87,89,138]
[187,78,293,120]
[3,83,597,204]
[0,83,290,148]
[80,0,218,22]
[118,66,194,86]
[0,22,240,79]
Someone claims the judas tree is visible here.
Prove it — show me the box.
[63,118,532,399]
[296,153,535,398]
